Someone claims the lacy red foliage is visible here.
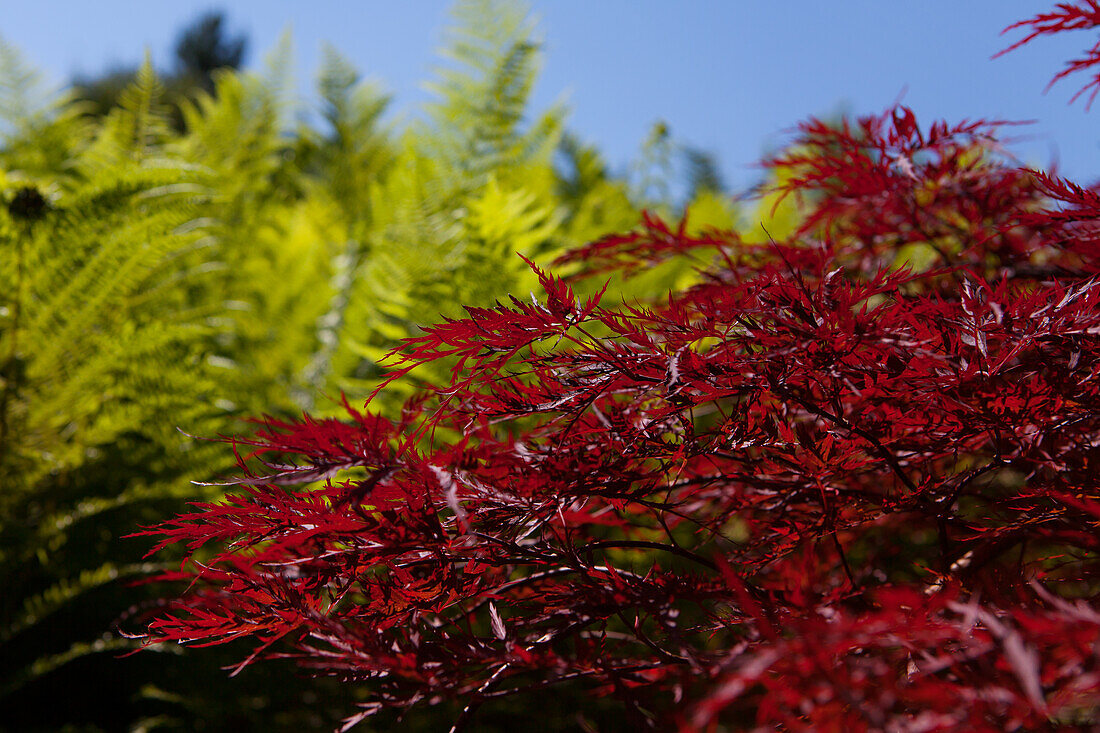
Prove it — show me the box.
[138,7,1100,731]
[998,0,1100,107]
[760,107,1041,273]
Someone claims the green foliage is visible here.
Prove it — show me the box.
[0,2,737,728]
[424,0,556,187]
[0,56,232,720]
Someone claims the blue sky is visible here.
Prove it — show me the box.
[3,1,1099,190]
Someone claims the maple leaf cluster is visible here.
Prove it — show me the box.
[138,5,1100,730]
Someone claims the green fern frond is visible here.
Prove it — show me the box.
[311,44,393,222]
[84,53,172,167]
[422,0,561,189]
[0,36,55,135]
[2,562,164,644]
[0,37,91,183]
[0,633,181,700]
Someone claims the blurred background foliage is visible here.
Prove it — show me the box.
[0,0,759,729]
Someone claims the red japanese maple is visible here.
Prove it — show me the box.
[997,0,1100,107]
[139,6,1100,730]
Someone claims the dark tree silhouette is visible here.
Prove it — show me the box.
[72,10,247,122]
[173,11,247,93]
